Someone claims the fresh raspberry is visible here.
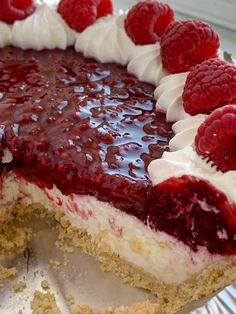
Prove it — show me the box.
[0,0,35,24]
[183,59,236,115]
[149,175,236,251]
[97,0,113,18]
[195,105,236,173]
[11,0,33,9]
[125,0,174,45]
[57,0,113,33]
[160,20,220,73]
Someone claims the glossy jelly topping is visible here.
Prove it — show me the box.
[0,47,235,255]
[0,47,172,211]
[149,175,236,255]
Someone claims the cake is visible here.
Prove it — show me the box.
[0,0,236,313]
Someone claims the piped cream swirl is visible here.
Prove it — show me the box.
[0,22,11,48]
[75,15,137,65]
[127,44,168,85]
[169,116,206,151]
[154,72,189,121]
[11,4,76,50]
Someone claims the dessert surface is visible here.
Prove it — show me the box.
[0,46,172,209]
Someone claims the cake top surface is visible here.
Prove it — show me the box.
[0,47,172,202]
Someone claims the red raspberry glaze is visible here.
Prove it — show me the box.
[0,47,235,255]
[0,47,172,211]
[149,176,236,255]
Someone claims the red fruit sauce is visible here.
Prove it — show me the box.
[0,47,235,255]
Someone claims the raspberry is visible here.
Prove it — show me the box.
[160,20,220,73]
[0,0,35,24]
[57,0,113,33]
[125,0,174,45]
[195,105,236,172]
[183,59,236,115]
[149,175,236,251]
[97,0,113,18]
[11,0,32,9]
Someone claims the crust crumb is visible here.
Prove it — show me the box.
[49,259,61,270]
[13,280,27,293]
[73,305,95,314]
[0,264,17,288]
[30,291,61,314]
[0,264,17,280]
[40,270,44,278]
[41,280,50,290]
[0,224,32,258]
[66,293,75,306]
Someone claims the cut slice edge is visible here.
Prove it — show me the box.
[0,172,236,313]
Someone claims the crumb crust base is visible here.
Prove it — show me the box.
[1,202,236,314]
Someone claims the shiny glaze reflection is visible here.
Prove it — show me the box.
[0,47,173,212]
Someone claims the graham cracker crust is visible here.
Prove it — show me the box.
[1,203,236,314]
[54,210,236,314]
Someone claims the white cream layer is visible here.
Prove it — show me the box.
[0,170,222,285]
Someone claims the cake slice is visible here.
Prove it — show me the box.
[0,1,236,313]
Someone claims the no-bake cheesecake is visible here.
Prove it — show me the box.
[0,0,236,313]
